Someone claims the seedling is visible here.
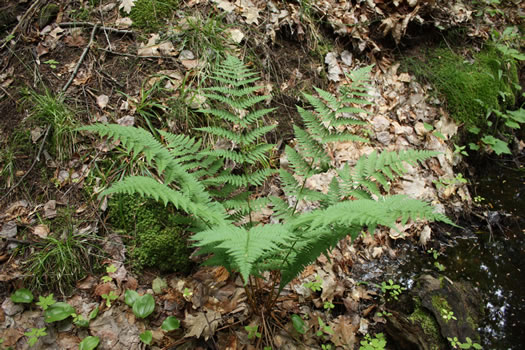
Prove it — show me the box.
[101,291,118,307]
[24,328,47,347]
[441,309,457,322]
[139,330,153,345]
[11,289,34,304]
[323,301,334,310]
[378,279,406,301]
[359,333,386,350]
[36,294,56,310]
[245,325,261,339]
[448,336,482,349]
[316,317,334,338]
[101,264,117,283]
[44,60,59,69]
[304,275,323,292]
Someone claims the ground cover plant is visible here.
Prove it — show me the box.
[82,56,452,346]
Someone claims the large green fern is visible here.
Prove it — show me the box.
[82,59,453,314]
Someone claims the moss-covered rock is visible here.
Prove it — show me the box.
[108,194,191,273]
[404,45,519,130]
[129,0,179,31]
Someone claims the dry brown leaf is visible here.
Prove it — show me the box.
[96,94,109,109]
[33,224,50,238]
[184,310,222,340]
[119,0,136,14]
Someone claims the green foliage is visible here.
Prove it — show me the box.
[291,314,307,334]
[304,275,323,292]
[139,330,153,345]
[101,291,118,307]
[125,289,140,307]
[36,294,56,310]
[107,194,192,272]
[24,219,98,295]
[245,325,261,339]
[79,336,100,350]
[378,279,406,301]
[359,333,387,350]
[132,294,155,319]
[10,289,33,303]
[24,327,47,347]
[129,0,179,31]
[44,302,75,322]
[448,336,482,349]
[83,59,451,322]
[23,89,78,161]
[161,316,181,331]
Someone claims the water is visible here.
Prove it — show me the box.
[388,163,525,349]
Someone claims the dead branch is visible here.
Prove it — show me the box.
[62,24,98,92]
[58,22,133,35]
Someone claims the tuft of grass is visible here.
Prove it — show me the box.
[0,130,32,189]
[129,0,179,31]
[23,89,78,161]
[402,45,519,130]
[24,209,102,295]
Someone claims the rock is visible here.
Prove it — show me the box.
[376,131,392,145]
[2,298,23,316]
[371,115,390,132]
[386,274,483,350]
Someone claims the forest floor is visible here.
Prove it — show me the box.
[0,0,523,349]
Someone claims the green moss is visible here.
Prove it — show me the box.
[129,0,179,31]
[431,295,451,313]
[403,45,519,130]
[108,194,191,273]
[408,297,442,348]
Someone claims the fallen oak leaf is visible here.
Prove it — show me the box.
[184,310,221,340]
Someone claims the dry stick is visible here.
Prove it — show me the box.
[62,24,98,92]
[58,22,133,35]
[0,0,43,52]
[0,125,51,203]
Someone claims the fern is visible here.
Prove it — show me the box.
[196,55,277,190]
[82,63,455,317]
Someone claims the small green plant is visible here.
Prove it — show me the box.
[182,287,193,299]
[101,264,117,283]
[448,336,482,349]
[323,301,334,310]
[79,336,100,350]
[434,261,446,271]
[291,314,307,334]
[474,195,485,203]
[129,0,179,31]
[245,325,261,339]
[304,275,323,292]
[161,316,181,331]
[36,294,56,310]
[441,309,457,322]
[44,302,75,323]
[11,288,34,304]
[24,327,47,347]
[316,317,334,338]
[359,333,386,350]
[139,330,153,345]
[321,344,332,350]
[131,293,155,319]
[43,59,59,69]
[433,173,468,190]
[454,144,468,156]
[378,279,406,301]
[427,248,440,260]
[101,291,118,308]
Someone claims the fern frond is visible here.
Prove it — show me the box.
[293,126,331,165]
[102,176,227,227]
[193,224,291,282]
[284,145,316,178]
[79,124,211,204]
[214,168,277,187]
[203,93,270,110]
[339,150,439,196]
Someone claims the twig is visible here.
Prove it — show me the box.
[0,125,51,203]
[0,0,43,52]
[97,47,177,60]
[62,24,98,92]
[58,22,133,35]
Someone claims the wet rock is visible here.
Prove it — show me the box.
[386,274,482,350]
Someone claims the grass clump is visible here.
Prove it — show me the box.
[403,45,519,130]
[108,194,191,273]
[129,0,179,31]
[23,89,78,161]
[24,209,101,295]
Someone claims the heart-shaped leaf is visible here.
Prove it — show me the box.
[124,289,139,307]
[79,336,100,350]
[291,314,306,334]
[132,294,155,319]
[44,302,75,323]
[10,288,34,303]
[89,306,99,320]
[139,330,152,345]
[161,316,180,331]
